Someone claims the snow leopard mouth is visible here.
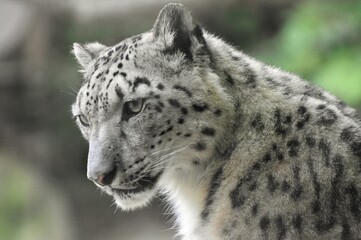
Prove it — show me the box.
[112,170,163,195]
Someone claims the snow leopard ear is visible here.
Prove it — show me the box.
[153,3,207,61]
[72,42,106,68]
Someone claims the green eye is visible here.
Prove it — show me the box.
[77,114,90,127]
[127,99,143,113]
[123,99,144,120]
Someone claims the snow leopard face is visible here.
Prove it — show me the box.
[71,4,230,210]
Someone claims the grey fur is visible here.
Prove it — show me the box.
[71,3,361,240]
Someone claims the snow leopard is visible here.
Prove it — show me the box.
[71,3,361,240]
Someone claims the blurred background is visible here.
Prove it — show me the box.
[0,0,360,239]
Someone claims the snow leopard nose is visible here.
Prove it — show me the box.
[88,165,117,186]
[87,131,119,186]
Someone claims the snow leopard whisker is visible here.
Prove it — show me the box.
[149,145,191,170]
[60,90,77,97]
[121,145,191,186]
[149,143,190,156]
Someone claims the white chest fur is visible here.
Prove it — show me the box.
[160,171,208,240]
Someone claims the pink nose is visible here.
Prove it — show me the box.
[91,166,117,186]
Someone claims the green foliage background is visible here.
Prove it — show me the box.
[257,1,361,107]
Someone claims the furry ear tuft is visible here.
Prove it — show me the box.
[153,3,206,61]
[72,42,106,68]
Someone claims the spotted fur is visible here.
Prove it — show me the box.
[71,3,361,240]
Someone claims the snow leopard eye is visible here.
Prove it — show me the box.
[123,99,144,120]
[77,114,90,127]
